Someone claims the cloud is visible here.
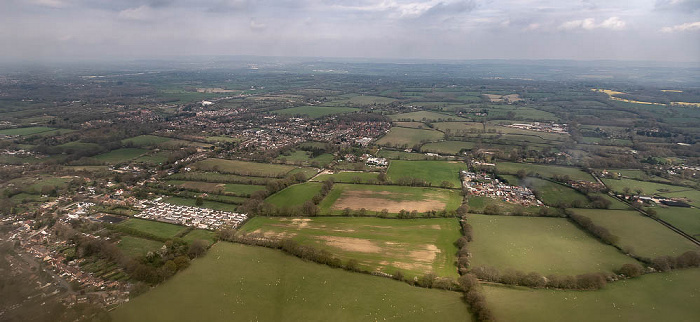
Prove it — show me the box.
[559,17,626,31]
[661,21,700,32]
[250,19,267,31]
[31,0,69,8]
[118,5,156,21]
[655,0,700,12]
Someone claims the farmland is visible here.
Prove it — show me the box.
[387,160,467,188]
[375,127,444,147]
[0,126,56,136]
[466,214,637,275]
[390,111,466,122]
[121,135,172,147]
[312,171,379,184]
[496,162,594,182]
[117,236,165,257]
[116,218,187,240]
[192,158,299,177]
[265,183,323,207]
[274,106,359,118]
[318,183,462,214]
[420,141,475,155]
[93,148,148,163]
[569,209,699,258]
[654,207,700,238]
[240,217,461,278]
[110,243,471,322]
[483,268,700,322]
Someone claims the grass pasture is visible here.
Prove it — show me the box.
[192,158,298,177]
[111,243,471,322]
[313,171,379,184]
[570,209,699,258]
[319,184,462,214]
[181,229,218,246]
[496,162,594,182]
[93,148,147,163]
[483,268,700,322]
[117,236,164,257]
[420,141,475,155]
[122,135,172,147]
[265,182,323,208]
[524,177,590,207]
[466,214,637,275]
[602,178,687,195]
[274,106,359,118]
[0,126,55,136]
[387,160,466,187]
[240,217,461,278]
[117,218,187,240]
[163,196,239,212]
[655,207,700,238]
[375,127,444,147]
[389,111,465,122]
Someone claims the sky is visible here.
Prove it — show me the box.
[2,0,699,62]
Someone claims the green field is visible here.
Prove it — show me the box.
[570,209,699,258]
[277,150,334,167]
[168,171,270,185]
[346,95,397,105]
[193,158,298,177]
[496,162,594,182]
[241,217,461,278]
[122,135,172,147]
[375,127,444,147]
[0,126,55,136]
[313,171,379,184]
[602,178,688,195]
[265,182,323,207]
[483,268,700,322]
[387,160,466,187]
[181,229,218,246]
[111,243,471,322]
[655,207,700,238]
[133,150,173,164]
[275,106,359,118]
[223,183,266,196]
[164,196,239,212]
[93,148,148,163]
[56,141,101,153]
[420,141,475,155]
[389,111,465,122]
[319,183,463,214]
[117,218,187,240]
[524,177,590,207]
[466,214,637,275]
[117,236,165,257]
[378,149,437,160]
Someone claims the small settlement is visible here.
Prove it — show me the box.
[461,170,542,206]
[134,201,247,230]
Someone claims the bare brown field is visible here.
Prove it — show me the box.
[330,190,446,212]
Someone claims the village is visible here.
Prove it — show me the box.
[134,200,248,230]
[461,170,542,207]
[504,122,568,134]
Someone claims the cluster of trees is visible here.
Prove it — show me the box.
[471,266,609,290]
[55,222,208,286]
[651,251,700,272]
[456,217,473,274]
[567,212,619,245]
[458,274,494,321]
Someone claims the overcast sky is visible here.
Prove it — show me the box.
[2,0,699,62]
